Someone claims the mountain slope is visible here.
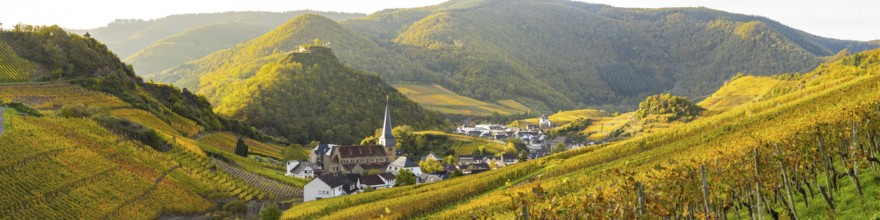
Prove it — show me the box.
[72,11,364,59]
[155,14,447,90]
[124,23,269,77]
[195,43,442,144]
[283,48,880,219]
[339,0,877,110]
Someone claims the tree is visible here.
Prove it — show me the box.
[450,169,464,178]
[445,154,458,165]
[419,158,443,173]
[282,144,308,161]
[488,159,497,169]
[555,143,566,153]
[395,169,416,186]
[235,137,249,157]
[259,202,281,220]
[518,150,528,162]
[223,200,247,215]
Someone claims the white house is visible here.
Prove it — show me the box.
[286,161,317,179]
[303,174,358,202]
[386,157,422,176]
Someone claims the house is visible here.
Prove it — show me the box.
[387,157,422,175]
[309,144,338,170]
[458,155,475,166]
[420,152,443,163]
[418,172,449,184]
[286,161,317,178]
[499,153,518,166]
[462,163,490,174]
[539,114,553,128]
[303,174,359,202]
[359,174,394,191]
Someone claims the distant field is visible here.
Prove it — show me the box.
[393,84,531,116]
[413,131,507,155]
[697,75,797,112]
[519,109,605,126]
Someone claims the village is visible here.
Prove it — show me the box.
[286,101,590,202]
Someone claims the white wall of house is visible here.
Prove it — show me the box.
[303,179,331,202]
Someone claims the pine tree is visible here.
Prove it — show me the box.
[235,136,249,157]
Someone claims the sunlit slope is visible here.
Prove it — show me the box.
[697,74,801,113]
[394,84,531,116]
[284,49,880,219]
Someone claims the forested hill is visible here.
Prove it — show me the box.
[70,11,364,76]
[196,42,442,144]
[338,0,877,110]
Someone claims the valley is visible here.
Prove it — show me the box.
[1,0,879,219]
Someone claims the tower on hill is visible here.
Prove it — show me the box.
[378,96,397,161]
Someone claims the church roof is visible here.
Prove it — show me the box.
[337,145,387,158]
[379,97,394,140]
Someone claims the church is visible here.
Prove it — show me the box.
[309,98,398,174]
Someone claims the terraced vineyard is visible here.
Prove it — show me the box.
[198,132,284,158]
[167,148,272,202]
[212,158,302,201]
[0,83,130,111]
[0,42,37,83]
[393,84,531,116]
[0,114,212,219]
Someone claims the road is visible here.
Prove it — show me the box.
[0,107,5,135]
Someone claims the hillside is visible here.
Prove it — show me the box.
[194,42,442,144]
[394,84,532,116]
[71,11,364,59]
[340,0,877,110]
[154,14,446,90]
[284,48,880,219]
[0,26,309,219]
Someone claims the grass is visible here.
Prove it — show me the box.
[518,109,605,126]
[393,84,531,116]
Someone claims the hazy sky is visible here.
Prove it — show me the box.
[1,0,877,41]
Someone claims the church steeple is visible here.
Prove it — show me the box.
[378,96,397,161]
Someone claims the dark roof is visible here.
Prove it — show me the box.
[378,173,396,181]
[360,174,386,186]
[316,174,356,188]
[314,144,330,155]
[338,145,387,158]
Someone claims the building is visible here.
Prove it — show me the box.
[359,174,395,190]
[387,157,422,176]
[286,161,317,179]
[324,145,390,173]
[303,174,359,202]
[420,152,443,162]
[539,114,553,128]
[308,98,398,174]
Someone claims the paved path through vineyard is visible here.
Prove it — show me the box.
[0,107,5,135]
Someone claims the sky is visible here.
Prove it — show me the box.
[1,0,877,41]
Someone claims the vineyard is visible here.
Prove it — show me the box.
[0,42,37,83]
[0,114,212,219]
[283,49,880,219]
[0,83,130,111]
[212,158,302,201]
[199,132,284,159]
